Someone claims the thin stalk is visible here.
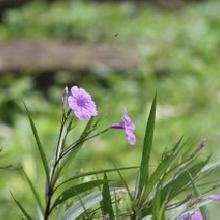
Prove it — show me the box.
[44,121,109,219]
[61,127,110,157]
[54,166,139,192]
[44,110,71,220]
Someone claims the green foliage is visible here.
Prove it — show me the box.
[52,179,105,209]
[1,0,220,218]
[3,93,220,219]
[24,103,49,182]
[10,192,32,220]
[22,169,44,214]
[136,94,157,203]
[101,174,114,219]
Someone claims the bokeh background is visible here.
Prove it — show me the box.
[0,0,220,219]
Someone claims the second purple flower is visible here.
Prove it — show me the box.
[111,110,136,145]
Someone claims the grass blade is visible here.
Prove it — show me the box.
[115,167,133,201]
[162,157,211,201]
[22,169,44,214]
[10,192,32,220]
[141,138,184,203]
[136,94,157,201]
[62,187,126,220]
[101,174,114,220]
[23,103,49,182]
[52,179,105,210]
[54,166,138,192]
[188,171,209,220]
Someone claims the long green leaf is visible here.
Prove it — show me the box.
[188,171,209,220]
[141,158,210,217]
[62,187,125,220]
[52,179,105,210]
[55,166,138,192]
[115,167,133,201]
[152,185,162,220]
[162,158,210,201]
[10,192,32,220]
[101,174,114,219]
[141,138,184,202]
[22,170,44,214]
[136,94,157,200]
[152,185,168,220]
[23,104,49,182]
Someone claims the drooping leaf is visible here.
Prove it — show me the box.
[52,179,105,210]
[101,174,114,220]
[55,166,138,192]
[10,192,32,220]
[22,169,44,214]
[136,94,157,201]
[23,103,49,182]
[62,187,126,220]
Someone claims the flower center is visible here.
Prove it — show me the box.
[76,97,87,107]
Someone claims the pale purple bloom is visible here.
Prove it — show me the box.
[68,86,97,120]
[178,210,203,220]
[111,110,136,145]
[178,193,220,220]
[206,193,220,202]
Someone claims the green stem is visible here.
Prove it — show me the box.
[44,110,71,220]
[62,127,110,157]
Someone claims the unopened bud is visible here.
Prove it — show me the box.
[62,86,69,109]
[197,138,208,151]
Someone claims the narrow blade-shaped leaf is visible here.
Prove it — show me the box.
[141,158,210,217]
[62,187,126,220]
[22,170,44,214]
[136,94,157,200]
[101,174,114,219]
[188,171,209,220]
[55,166,138,192]
[162,157,211,201]
[52,179,105,210]
[10,192,32,220]
[141,138,184,202]
[23,104,49,182]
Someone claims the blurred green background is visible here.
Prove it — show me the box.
[0,0,220,218]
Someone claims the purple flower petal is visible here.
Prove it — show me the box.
[111,121,125,129]
[126,130,136,145]
[179,210,203,220]
[68,86,97,120]
[206,193,220,202]
[111,109,136,145]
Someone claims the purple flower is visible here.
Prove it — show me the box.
[111,110,136,145]
[178,210,203,220]
[178,193,220,220]
[206,193,220,202]
[68,86,97,120]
